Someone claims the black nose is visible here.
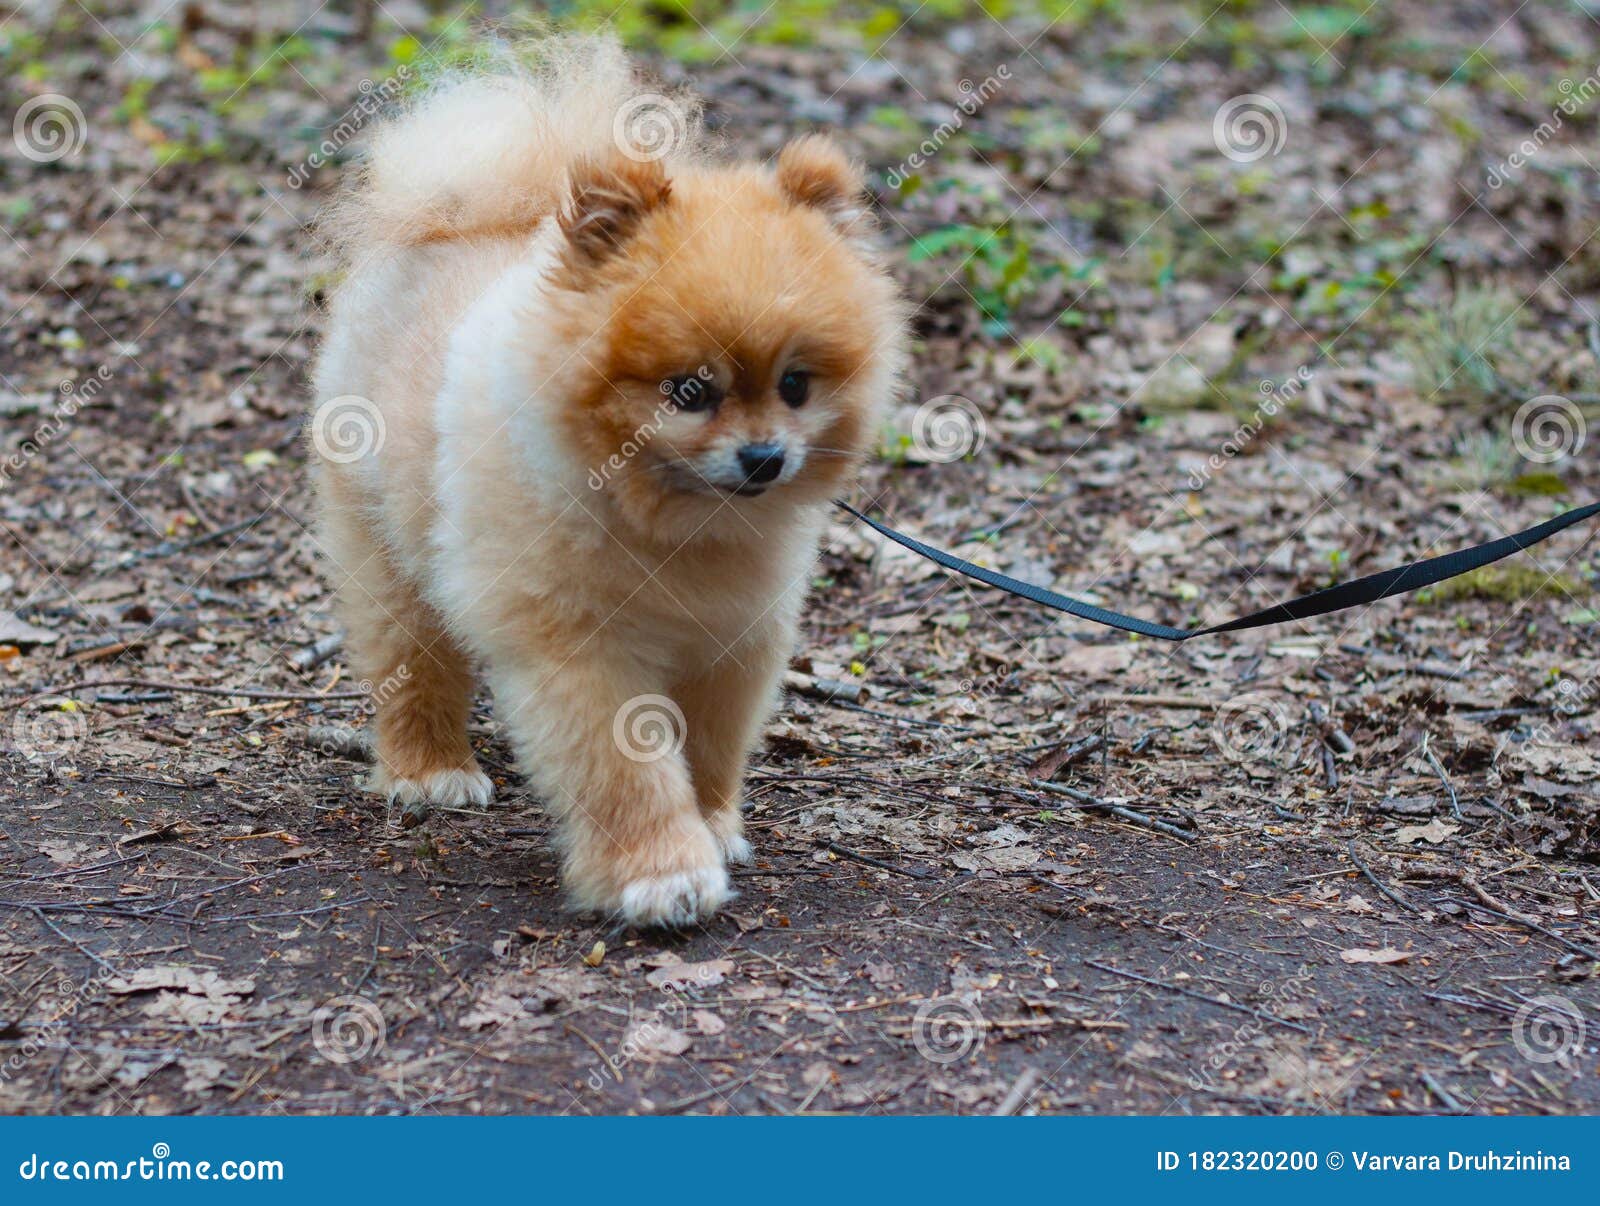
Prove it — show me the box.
[737,442,786,484]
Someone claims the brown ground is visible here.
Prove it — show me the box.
[2,1,1598,1115]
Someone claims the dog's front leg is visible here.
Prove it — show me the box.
[676,633,791,866]
[491,648,727,927]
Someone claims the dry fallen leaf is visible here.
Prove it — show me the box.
[1340,947,1415,965]
[645,958,734,991]
[1393,819,1460,845]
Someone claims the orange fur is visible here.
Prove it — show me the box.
[311,36,906,926]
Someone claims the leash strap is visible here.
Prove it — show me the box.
[837,499,1600,642]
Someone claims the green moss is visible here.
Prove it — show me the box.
[1423,565,1586,605]
[1506,472,1570,498]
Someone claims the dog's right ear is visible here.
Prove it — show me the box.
[559,155,672,267]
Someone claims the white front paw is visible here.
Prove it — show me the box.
[618,864,731,928]
[707,808,753,864]
[368,764,495,808]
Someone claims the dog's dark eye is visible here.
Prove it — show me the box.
[662,375,719,413]
[778,368,810,407]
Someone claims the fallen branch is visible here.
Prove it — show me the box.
[1085,959,1311,1035]
[1030,779,1194,842]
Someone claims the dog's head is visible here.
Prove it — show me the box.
[543,136,905,540]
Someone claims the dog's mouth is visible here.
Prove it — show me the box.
[658,461,773,499]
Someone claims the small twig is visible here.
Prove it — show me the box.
[991,1066,1042,1116]
[130,512,268,562]
[289,634,344,673]
[1459,877,1600,961]
[1346,839,1422,914]
[1084,959,1311,1035]
[1090,693,1218,710]
[1421,734,1463,821]
[1420,1070,1465,1114]
[565,1024,624,1087]
[1030,779,1194,842]
[822,840,930,880]
[28,908,120,975]
[1,676,369,710]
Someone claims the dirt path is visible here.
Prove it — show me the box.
[2,2,1598,1114]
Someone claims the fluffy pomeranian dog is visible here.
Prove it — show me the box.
[311,36,906,926]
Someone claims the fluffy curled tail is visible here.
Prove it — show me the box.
[323,33,702,252]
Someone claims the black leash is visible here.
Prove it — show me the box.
[837,499,1600,641]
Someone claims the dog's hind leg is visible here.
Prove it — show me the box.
[316,491,491,816]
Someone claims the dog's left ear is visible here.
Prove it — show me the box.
[560,154,673,267]
[776,135,871,239]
